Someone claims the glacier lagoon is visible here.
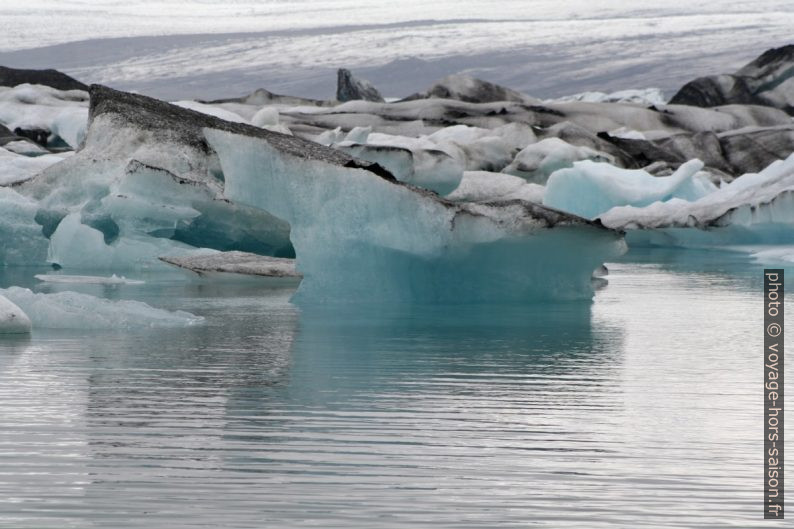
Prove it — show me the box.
[2,32,794,528]
[0,247,788,528]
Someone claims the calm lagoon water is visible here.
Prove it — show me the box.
[0,248,789,528]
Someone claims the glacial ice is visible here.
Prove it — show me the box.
[11,87,296,270]
[339,132,464,195]
[0,187,49,266]
[748,246,794,265]
[173,100,249,123]
[544,159,716,220]
[205,128,626,303]
[0,84,88,149]
[5,77,794,296]
[159,251,301,279]
[0,286,203,329]
[550,88,667,106]
[599,154,794,246]
[0,146,69,185]
[502,138,613,184]
[47,212,197,270]
[402,74,538,105]
[2,139,49,156]
[446,171,545,204]
[35,274,145,285]
[0,294,32,334]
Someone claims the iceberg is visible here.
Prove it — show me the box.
[543,159,716,220]
[0,146,69,186]
[400,74,538,105]
[599,154,794,246]
[446,171,545,204]
[502,137,614,184]
[46,212,197,270]
[748,246,794,265]
[335,134,463,195]
[0,286,203,329]
[0,187,50,266]
[0,84,88,149]
[34,274,145,285]
[550,88,668,106]
[0,294,32,334]
[205,127,625,303]
[159,251,301,279]
[13,86,301,269]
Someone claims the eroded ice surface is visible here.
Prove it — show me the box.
[205,127,625,303]
[0,293,32,334]
[0,286,203,329]
[159,251,300,279]
[0,146,69,185]
[600,154,794,246]
[0,84,88,149]
[544,159,716,220]
[34,274,145,285]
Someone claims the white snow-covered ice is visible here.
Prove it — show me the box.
[34,274,145,285]
[599,154,794,246]
[0,294,32,334]
[0,84,88,149]
[544,159,716,220]
[0,286,204,329]
[205,127,626,303]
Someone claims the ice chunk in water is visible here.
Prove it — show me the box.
[503,138,614,184]
[0,294,32,334]
[35,274,145,285]
[544,159,715,219]
[47,213,195,270]
[600,154,794,247]
[205,128,625,303]
[0,286,203,329]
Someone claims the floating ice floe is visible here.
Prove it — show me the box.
[159,251,301,279]
[599,153,794,246]
[0,294,32,334]
[34,273,145,285]
[205,127,626,303]
[0,287,203,329]
[502,137,613,184]
[747,246,794,265]
[544,159,716,220]
[12,86,299,270]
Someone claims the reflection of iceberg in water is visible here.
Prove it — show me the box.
[27,286,300,526]
[0,339,91,527]
[282,302,625,402]
[214,300,627,522]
